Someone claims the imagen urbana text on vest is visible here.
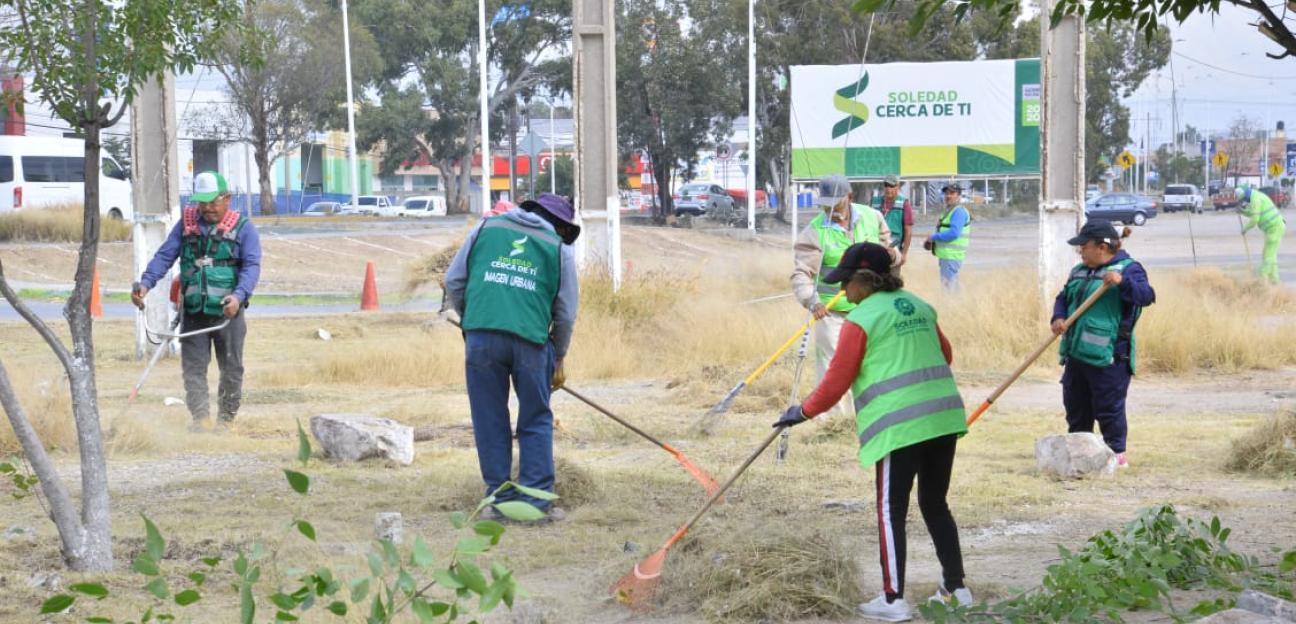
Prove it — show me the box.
[485,256,539,291]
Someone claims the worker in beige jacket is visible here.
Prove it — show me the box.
[791,175,895,421]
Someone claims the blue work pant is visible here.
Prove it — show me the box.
[464,330,556,510]
[1061,359,1131,453]
[938,259,963,292]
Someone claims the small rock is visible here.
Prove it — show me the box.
[1196,608,1287,623]
[823,499,869,513]
[2,526,33,541]
[375,512,402,544]
[1035,433,1117,478]
[27,572,61,590]
[316,328,332,341]
[163,397,185,406]
[1237,590,1296,621]
[622,541,640,554]
[310,414,415,466]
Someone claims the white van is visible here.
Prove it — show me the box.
[0,136,134,220]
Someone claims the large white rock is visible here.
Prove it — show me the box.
[310,414,415,466]
[1034,432,1117,478]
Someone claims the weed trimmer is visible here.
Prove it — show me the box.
[125,297,229,405]
[775,322,811,464]
[612,425,785,608]
[441,317,720,496]
[558,385,720,497]
[1236,211,1255,275]
[697,290,845,435]
[965,283,1110,427]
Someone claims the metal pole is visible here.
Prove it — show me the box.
[746,0,756,234]
[549,97,556,195]
[341,0,361,205]
[478,0,490,215]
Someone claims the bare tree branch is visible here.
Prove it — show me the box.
[0,259,76,374]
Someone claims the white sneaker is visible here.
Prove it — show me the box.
[928,583,974,607]
[857,594,913,622]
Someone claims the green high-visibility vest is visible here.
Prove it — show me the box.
[846,290,967,467]
[872,194,907,248]
[1059,258,1138,371]
[462,216,562,346]
[934,205,972,261]
[179,213,247,317]
[811,206,881,313]
[1244,191,1285,233]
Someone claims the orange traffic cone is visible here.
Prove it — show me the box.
[360,261,379,311]
[90,269,103,318]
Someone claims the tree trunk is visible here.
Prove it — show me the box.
[768,154,787,222]
[438,157,465,215]
[458,152,475,214]
[251,110,275,216]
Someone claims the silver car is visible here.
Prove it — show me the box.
[1085,193,1158,226]
[672,183,735,217]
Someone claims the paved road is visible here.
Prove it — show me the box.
[4,301,439,321]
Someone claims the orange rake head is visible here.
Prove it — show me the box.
[611,545,668,609]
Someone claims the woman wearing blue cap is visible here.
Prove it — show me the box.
[1051,220,1155,468]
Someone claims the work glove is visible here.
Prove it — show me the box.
[772,405,809,429]
[551,360,566,391]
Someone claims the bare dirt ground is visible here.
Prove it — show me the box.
[0,209,1294,622]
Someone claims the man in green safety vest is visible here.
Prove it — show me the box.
[923,181,972,291]
[133,171,262,432]
[776,242,972,621]
[1238,185,1287,285]
[792,175,894,422]
[871,175,913,273]
[445,193,580,524]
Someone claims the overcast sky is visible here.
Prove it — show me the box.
[1125,2,1296,152]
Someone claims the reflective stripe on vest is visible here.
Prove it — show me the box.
[934,205,971,260]
[1251,194,1284,231]
[812,208,879,311]
[845,290,967,467]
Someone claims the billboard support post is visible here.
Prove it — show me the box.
[1038,0,1086,311]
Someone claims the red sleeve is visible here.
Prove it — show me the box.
[802,320,866,418]
[902,199,914,226]
[937,323,953,365]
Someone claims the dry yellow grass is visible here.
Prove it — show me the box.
[0,205,131,243]
[1225,407,1296,476]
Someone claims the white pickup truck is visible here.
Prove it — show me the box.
[347,195,396,216]
[1161,184,1202,214]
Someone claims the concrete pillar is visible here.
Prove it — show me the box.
[573,0,620,288]
[1038,2,1086,309]
[130,72,180,359]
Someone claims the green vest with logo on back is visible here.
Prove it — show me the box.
[845,290,967,467]
[463,216,562,346]
[1059,258,1137,372]
[811,206,880,313]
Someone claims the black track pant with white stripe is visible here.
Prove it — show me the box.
[875,433,965,600]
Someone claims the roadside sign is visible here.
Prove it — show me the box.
[1213,151,1229,169]
[1199,140,1216,157]
[716,142,734,161]
[1269,161,1283,178]
[1117,150,1136,169]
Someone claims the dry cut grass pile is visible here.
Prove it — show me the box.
[1226,407,1296,477]
[659,527,865,622]
[0,205,131,243]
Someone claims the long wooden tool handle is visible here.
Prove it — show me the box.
[560,385,670,450]
[664,427,783,548]
[966,282,1111,426]
[742,291,845,386]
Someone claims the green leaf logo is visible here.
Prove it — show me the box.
[893,297,916,316]
[831,72,871,139]
[510,235,528,257]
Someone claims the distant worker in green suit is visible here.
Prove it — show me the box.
[1238,185,1286,285]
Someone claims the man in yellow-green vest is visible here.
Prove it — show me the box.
[792,175,894,421]
[1238,185,1286,285]
[923,181,972,292]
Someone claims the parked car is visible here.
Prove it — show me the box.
[398,195,447,217]
[1161,184,1202,214]
[302,201,342,216]
[1085,192,1158,226]
[0,135,134,220]
[347,195,395,216]
[1086,185,1102,203]
[1258,186,1289,209]
[672,182,735,217]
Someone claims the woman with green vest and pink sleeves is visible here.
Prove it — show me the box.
[776,242,971,622]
